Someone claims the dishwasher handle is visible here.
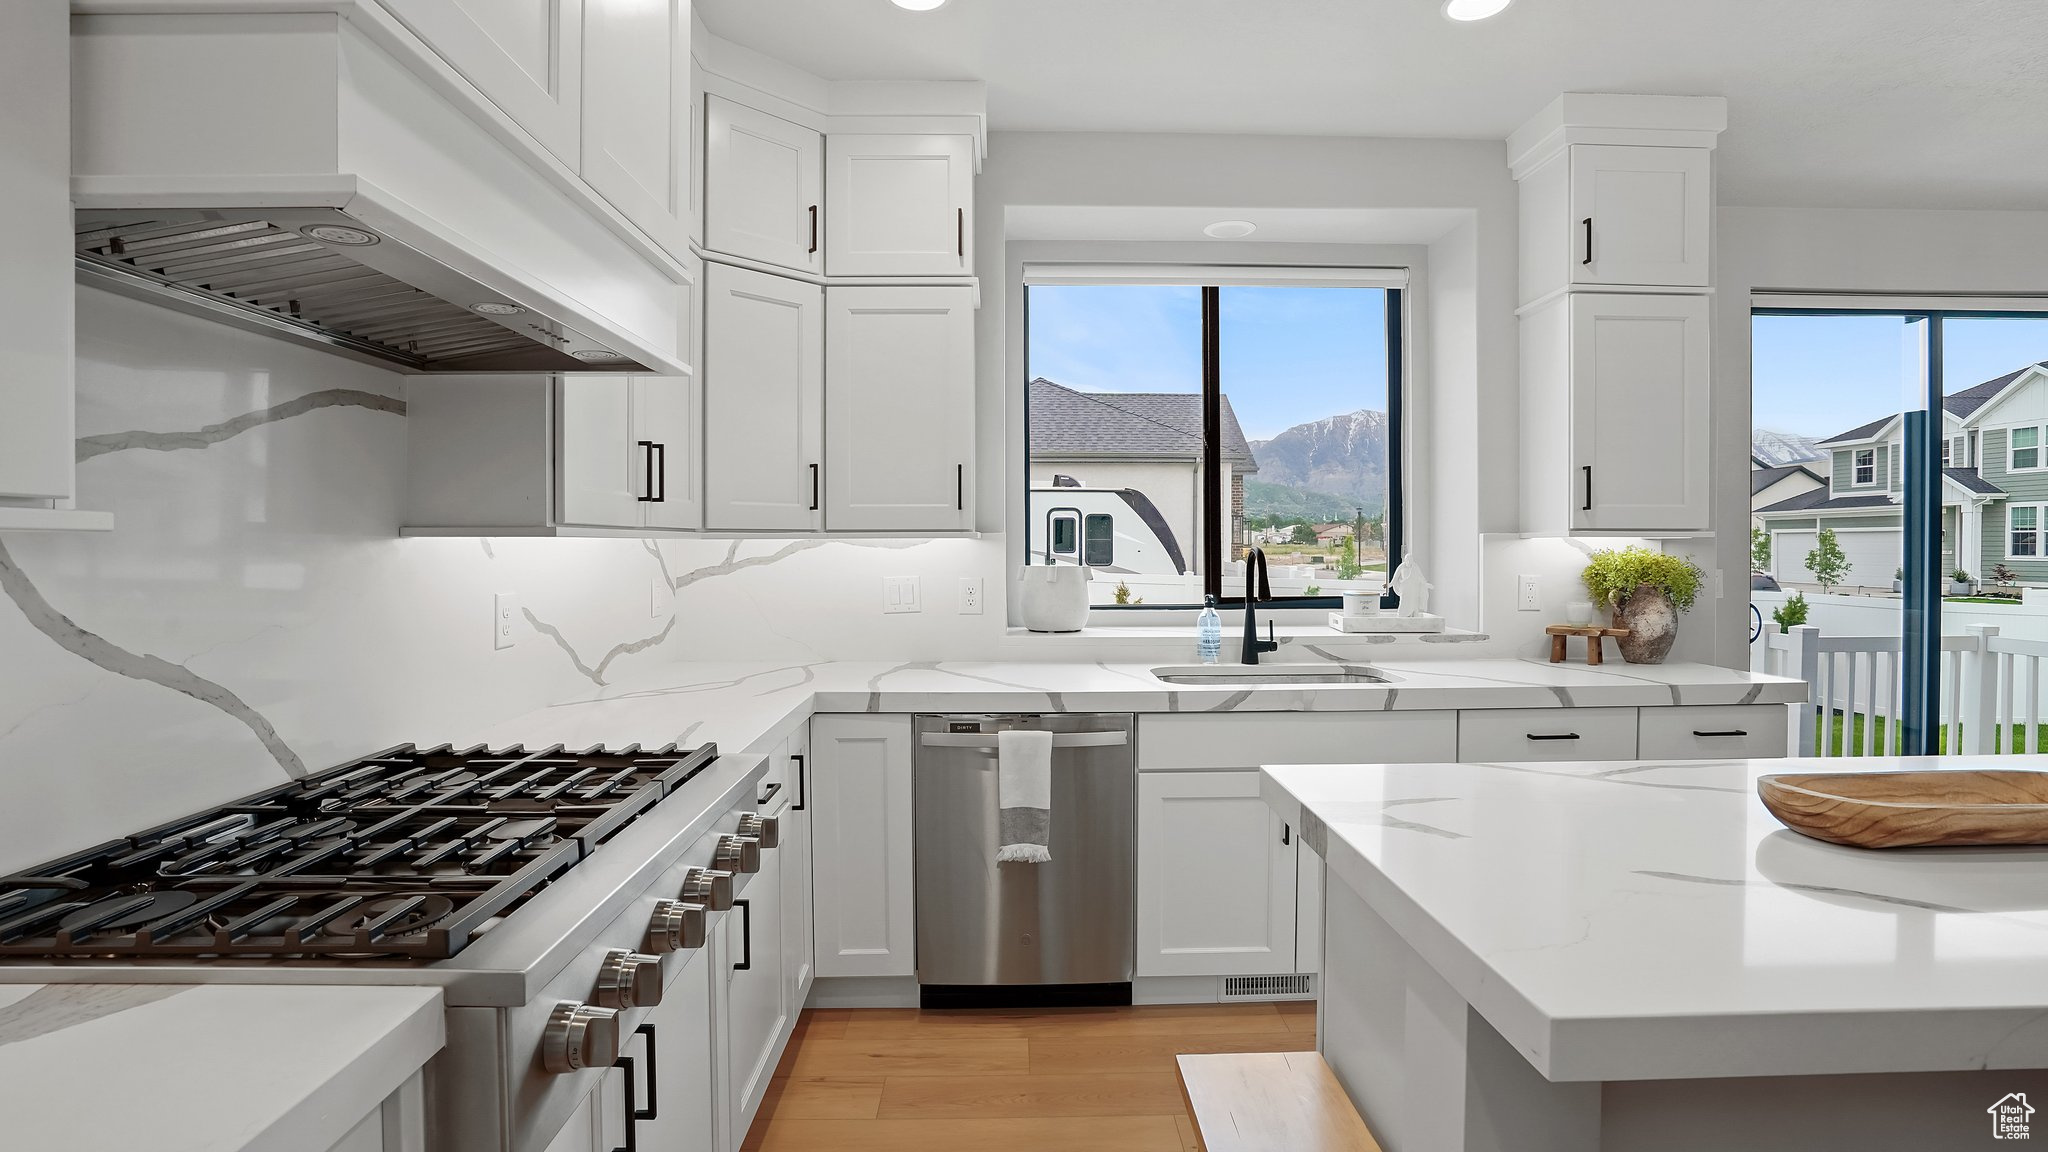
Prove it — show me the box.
[918,730,1128,751]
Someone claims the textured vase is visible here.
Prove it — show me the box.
[1612,583,1678,664]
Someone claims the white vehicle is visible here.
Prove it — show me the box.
[1028,483,1187,575]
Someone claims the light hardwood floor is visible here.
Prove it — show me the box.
[743,1002,1317,1152]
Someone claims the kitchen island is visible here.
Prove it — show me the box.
[1261,755,2048,1152]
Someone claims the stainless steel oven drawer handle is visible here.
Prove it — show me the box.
[737,812,780,849]
[714,834,761,875]
[917,730,1129,751]
[541,1001,621,1074]
[647,900,708,953]
[679,867,733,911]
[593,949,664,1010]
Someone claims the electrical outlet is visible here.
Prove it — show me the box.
[494,592,519,649]
[1517,574,1541,612]
[883,576,923,614]
[959,576,983,614]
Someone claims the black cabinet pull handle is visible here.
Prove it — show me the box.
[1581,216,1593,265]
[809,463,820,511]
[957,207,964,258]
[651,443,666,504]
[809,205,818,255]
[1582,465,1593,511]
[633,1024,658,1121]
[608,1054,639,1152]
[732,898,752,971]
[1692,730,1750,738]
[637,441,657,502]
[791,753,806,812]
[1281,822,1290,846]
[956,463,964,511]
[1526,732,1581,741]
[759,781,782,804]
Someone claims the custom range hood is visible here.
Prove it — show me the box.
[70,11,691,376]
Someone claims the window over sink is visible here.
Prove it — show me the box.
[1022,266,1406,610]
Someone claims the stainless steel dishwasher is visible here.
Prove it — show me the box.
[913,713,1136,1007]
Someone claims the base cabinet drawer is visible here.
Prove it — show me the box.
[1138,712,1456,769]
[1458,708,1637,761]
[1638,705,1789,760]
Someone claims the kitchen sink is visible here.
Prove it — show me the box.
[1150,663,1397,686]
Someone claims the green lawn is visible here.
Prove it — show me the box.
[1812,713,2048,756]
[1943,596,2024,605]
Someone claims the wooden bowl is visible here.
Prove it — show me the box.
[1759,770,2048,849]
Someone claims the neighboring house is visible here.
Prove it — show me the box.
[1756,361,2048,588]
[1749,454,1825,535]
[1313,524,1355,546]
[1027,377,1260,567]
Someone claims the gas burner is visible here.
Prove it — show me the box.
[324,894,455,940]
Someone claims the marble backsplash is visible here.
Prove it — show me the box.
[0,289,998,873]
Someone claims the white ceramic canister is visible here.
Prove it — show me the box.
[1340,590,1378,616]
[1018,565,1092,632]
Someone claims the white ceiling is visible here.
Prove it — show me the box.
[696,0,2048,210]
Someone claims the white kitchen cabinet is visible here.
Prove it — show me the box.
[824,286,975,531]
[703,263,824,531]
[1136,770,1296,978]
[541,1090,600,1152]
[779,729,816,1007]
[724,843,787,1136]
[1520,291,1711,535]
[556,374,702,530]
[809,715,916,978]
[1518,143,1711,301]
[1136,712,1458,769]
[1457,707,1640,762]
[378,0,584,168]
[581,0,690,257]
[824,134,974,277]
[593,950,717,1152]
[705,96,823,275]
[1294,842,1323,978]
[1637,704,1789,760]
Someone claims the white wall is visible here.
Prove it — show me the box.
[1709,205,2048,668]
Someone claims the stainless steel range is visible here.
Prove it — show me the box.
[0,741,772,1152]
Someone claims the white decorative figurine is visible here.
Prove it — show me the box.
[1389,550,1432,618]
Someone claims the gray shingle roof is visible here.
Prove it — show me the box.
[1751,463,1823,495]
[1818,361,2048,443]
[1027,378,1257,470]
[1947,466,2005,495]
[1755,489,1894,515]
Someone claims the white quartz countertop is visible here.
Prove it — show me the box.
[0,983,443,1152]
[478,656,1804,757]
[1262,755,2048,1084]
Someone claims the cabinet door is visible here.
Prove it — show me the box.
[581,0,689,256]
[703,264,824,531]
[726,845,787,1136]
[633,375,701,530]
[1136,770,1295,977]
[1570,292,1710,532]
[780,732,816,1007]
[541,1087,599,1152]
[705,96,823,274]
[556,374,642,527]
[1569,144,1710,288]
[824,134,973,277]
[379,0,583,167]
[824,287,975,531]
[624,949,717,1152]
[1294,843,1322,978]
[809,715,915,978]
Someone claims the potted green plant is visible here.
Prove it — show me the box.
[1949,569,1974,597]
[1581,546,1704,664]
[1892,567,1904,594]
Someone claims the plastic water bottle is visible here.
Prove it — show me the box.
[1196,595,1223,664]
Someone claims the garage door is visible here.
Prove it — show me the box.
[1774,528,1901,587]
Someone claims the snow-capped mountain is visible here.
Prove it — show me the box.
[1751,428,1825,467]
[1247,410,1389,509]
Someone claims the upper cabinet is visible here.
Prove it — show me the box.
[825,134,975,278]
[1569,145,1711,289]
[556,374,703,531]
[581,0,691,256]
[824,286,976,531]
[705,96,824,276]
[378,0,586,169]
[703,263,825,531]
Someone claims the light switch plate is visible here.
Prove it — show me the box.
[1517,574,1541,612]
[883,576,923,614]
[494,592,519,649]
[959,577,983,614]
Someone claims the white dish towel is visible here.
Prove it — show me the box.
[995,729,1054,864]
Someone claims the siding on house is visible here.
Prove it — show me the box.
[1764,517,1819,532]
[1981,503,2048,582]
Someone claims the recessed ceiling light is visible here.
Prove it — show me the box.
[1443,0,1512,20]
[300,224,379,246]
[471,302,525,316]
[891,0,947,9]
[570,349,624,362]
[1203,220,1257,239]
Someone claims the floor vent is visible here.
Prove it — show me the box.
[1221,974,1316,1001]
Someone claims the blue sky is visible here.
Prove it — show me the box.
[1026,285,1388,441]
[1754,314,2048,439]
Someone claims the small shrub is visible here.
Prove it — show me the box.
[1805,528,1850,591]
[1772,592,1810,633]
[1113,581,1143,606]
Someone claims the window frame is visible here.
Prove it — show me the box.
[1021,274,1406,612]
[1851,447,1877,487]
[2010,503,2044,560]
[2007,424,2047,473]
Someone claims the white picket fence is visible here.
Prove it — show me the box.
[1763,624,2048,755]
